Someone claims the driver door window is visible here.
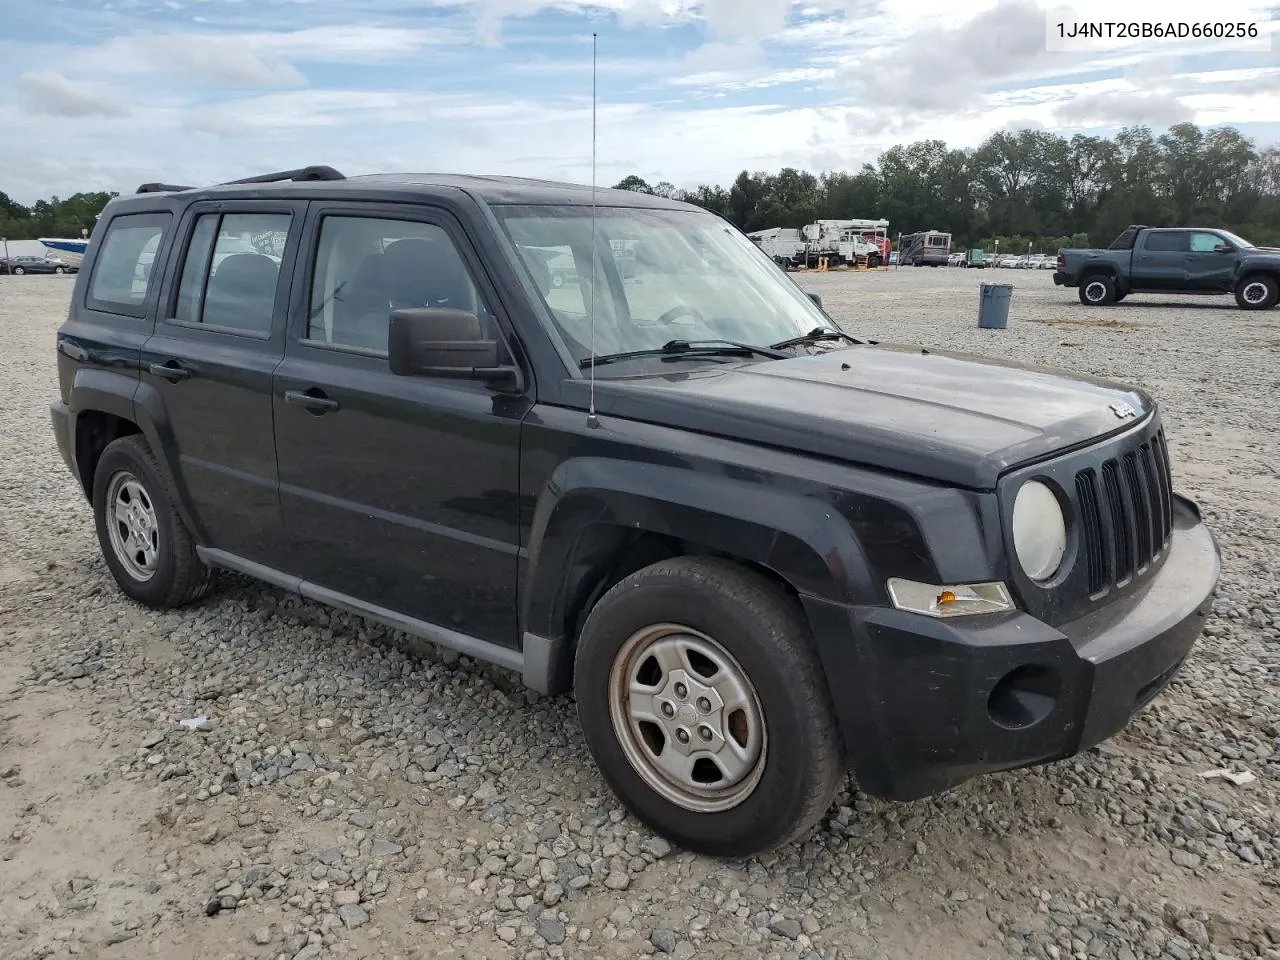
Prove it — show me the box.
[307,215,492,353]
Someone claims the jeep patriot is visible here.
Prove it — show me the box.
[50,166,1221,857]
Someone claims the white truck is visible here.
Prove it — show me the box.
[801,219,889,268]
[746,227,807,267]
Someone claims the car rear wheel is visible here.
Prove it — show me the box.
[93,435,214,609]
[573,557,844,858]
[1078,274,1116,305]
[1234,274,1278,310]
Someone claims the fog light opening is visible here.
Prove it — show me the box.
[988,665,1061,731]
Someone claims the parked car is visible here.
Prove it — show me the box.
[1055,224,1280,308]
[51,166,1220,858]
[961,249,988,268]
[947,252,965,267]
[1,255,77,275]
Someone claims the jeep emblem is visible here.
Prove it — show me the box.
[1110,401,1138,419]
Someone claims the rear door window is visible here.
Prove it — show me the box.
[1143,231,1188,252]
[87,212,172,317]
[169,212,291,336]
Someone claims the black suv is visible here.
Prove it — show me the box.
[50,166,1220,857]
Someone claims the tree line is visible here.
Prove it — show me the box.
[7,122,1278,255]
[0,191,118,244]
[615,122,1280,253]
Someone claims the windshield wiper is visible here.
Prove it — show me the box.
[770,327,862,350]
[580,339,788,369]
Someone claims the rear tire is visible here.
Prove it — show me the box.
[573,557,844,858]
[93,435,214,609]
[1078,274,1115,305]
[1234,274,1278,310]
[867,254,881,269]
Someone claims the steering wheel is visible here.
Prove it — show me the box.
[656,305,704,325]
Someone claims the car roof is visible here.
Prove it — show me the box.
[117,168,704,213]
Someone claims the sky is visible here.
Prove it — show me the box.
[3,0,1280,204]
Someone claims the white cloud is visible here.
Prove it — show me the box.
[4,0,1280,204]
[18,71,128,118]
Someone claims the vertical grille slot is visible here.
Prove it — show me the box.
[1153,429,1174,537]
[1074,468,1107,594]
[1122,452,1152,567]
[1101,460,1132,583]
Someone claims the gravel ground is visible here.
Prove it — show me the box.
[1,268,1278,960]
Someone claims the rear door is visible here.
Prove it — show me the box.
[1184,230,1239,291]
[138,200,305,569]
[1131,230,1188,289]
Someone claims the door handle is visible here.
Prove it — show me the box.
[149,361,192,381]
[284,389,340,414]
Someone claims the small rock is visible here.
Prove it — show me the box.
[538,917,566,945]
[604,871,630,891]
[412,903,439,924]
[770,917,802,940]
[252,927,273,945]
[370,840,403,858]
[338,904,369,929]
[334,890,360,907]
[643,837,673,859]
[1171,850,1202,869]
[650,928,679,953]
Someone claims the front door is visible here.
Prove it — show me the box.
[139,201,303,568]
[272,203,528,648]
[1184,231,1239,291]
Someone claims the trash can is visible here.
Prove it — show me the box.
[978,282,1013,329]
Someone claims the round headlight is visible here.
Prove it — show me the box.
[1012,480,1067,581]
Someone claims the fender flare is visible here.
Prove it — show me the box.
[520,456,875,691]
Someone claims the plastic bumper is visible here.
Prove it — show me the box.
[803,494,1219,801]
[50,401,75,477]
[1053,271,1071,286]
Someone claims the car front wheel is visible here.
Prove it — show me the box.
[12,266,24,275]
[93,435,214,608]
[573,557,844,858]
[1235,274,1278,310]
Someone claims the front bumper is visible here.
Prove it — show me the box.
[805,493,1219,801]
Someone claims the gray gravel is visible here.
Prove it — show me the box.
[0,269,1277,960]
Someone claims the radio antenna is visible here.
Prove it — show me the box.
[586,30,600,429]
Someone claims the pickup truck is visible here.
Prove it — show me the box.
[1053,224,1280,310]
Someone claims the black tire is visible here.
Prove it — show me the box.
[1234,273,1278,310]
[92,434,214,608]
[1078,274,1116,305]
[867,254,881,269]
[54,266,66,274]
[573,557,844,858]
[12,266,24,275]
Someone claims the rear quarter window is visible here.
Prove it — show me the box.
[86,212,172,318]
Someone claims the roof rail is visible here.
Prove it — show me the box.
[222,165,346,185]
[136,182,195,194]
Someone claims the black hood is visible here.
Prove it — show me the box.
[576,344,1154,489]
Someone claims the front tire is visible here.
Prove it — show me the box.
[867,253,881,269]
[54,266,66,274]
[93,435,214,608]
[573,557,844,858]
[12,266,25,275]
[1078,274,1115,305]
[1234,274,1278,310]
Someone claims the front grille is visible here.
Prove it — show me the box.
[1073,428,1174,597]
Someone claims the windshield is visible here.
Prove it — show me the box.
[494,204,833,371]
[1217,229,1254,249]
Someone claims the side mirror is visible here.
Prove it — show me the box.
[1214,244,1233,253]
[807,292,823,309]
[387,308,521,389]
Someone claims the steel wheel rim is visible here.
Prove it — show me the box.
[607,622,768,813]
[105,470,160,582]
[1242,281,1268,305]
[1084,281,1107,302]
